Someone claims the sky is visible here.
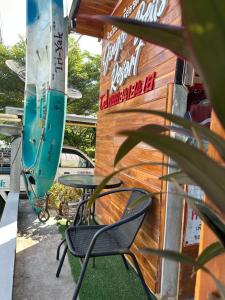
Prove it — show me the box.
[0,0,102,55]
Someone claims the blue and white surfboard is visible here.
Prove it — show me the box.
[22,0,67,212]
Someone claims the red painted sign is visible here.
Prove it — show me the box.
[99,72,156,111]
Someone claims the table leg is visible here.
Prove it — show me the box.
[83,188,97,224]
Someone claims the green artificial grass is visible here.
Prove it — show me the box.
[58,222,156,300]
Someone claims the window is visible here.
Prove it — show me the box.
[60,153,88,168]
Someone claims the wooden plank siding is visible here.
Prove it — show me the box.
[94,0,181,293]
[71,0,181,38]
[195,113,225,300]
[71,0,118,38]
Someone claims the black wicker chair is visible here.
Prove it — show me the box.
[56,188,153,300]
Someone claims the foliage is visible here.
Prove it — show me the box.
[85,1,225,298]
[64,125,96,156]
[85,147,96,159]
[0,133,11,145]
[65,36,100,154]
[0,38,25,110]
[67,36,101,116]
[48,182,82,209]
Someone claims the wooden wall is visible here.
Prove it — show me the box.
[195,113,225,300]
[74,0,118,38]
[95,0,181,293]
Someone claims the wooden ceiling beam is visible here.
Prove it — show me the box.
[69,0,118,38]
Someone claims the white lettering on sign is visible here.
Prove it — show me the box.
[103,31,128,76]
[106,0,168,39]
[107,26,118,40]
[184,186,204,246]
[123,0,141,18]
[135,0,168,23]
[106,0,141,40]
[103,0,169,91]
[111,40,145,92]
[184,206,202,246]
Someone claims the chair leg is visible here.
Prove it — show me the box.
[72,255,90,300]
[121,254,129,271]
[56,246,68,278]
[128,252,153,300]
[56,238,66,261]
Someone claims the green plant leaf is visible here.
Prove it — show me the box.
[167,126,197,139]
[210,276,225,300]
[111,109,225,161]
[208,293,221,300]
[112,124,170,167]
[87,161,173,208]
[141,247,225,299]
[128,184,225,251]
[168,183,225,248]
[181,0,225,130]
[160,170,197,185]
[89,15,189,60]
[192,201,225,248]
[88,124,169,207]
[115,127,225,214]
[196,242,225,271]
[174,184,225,247]
[128,192,160,209]
[141,248,206,270]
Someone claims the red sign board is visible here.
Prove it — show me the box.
[99,72,156,111]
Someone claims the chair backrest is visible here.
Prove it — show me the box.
[116,188,152,249]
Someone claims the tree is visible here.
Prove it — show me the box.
[67,36,101,115]
[64,126,96,158]
[64,36,100,155]
[0,37,25,110]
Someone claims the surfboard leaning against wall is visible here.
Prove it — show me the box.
[22,0,67,212]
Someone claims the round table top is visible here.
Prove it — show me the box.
[58,174,122,189]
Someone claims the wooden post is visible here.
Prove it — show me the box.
[195,113,225,299]
[160,84,188,299]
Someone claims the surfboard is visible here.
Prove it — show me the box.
[22,0,67,212]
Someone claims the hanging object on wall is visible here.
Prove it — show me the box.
[22,0,68,213]
[5,59,26,82]
[67,88,82,99]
